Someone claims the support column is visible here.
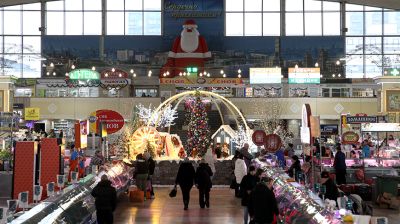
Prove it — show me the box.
[99,0,106,61]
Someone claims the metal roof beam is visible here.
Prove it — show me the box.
[321,0,400,10]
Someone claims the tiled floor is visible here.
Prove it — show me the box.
[114,187,243,224]
[114,187,400,224]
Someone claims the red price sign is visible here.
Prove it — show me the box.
[264,134,282,153]
[95,110,125,134]
[252,130,267,146]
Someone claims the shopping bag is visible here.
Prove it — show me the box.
[169,186,177,198]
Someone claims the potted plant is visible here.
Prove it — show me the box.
[0,150,13,171]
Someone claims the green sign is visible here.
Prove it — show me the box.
[288,78,320,84]
[186,67,198,73]
[69,69,100,80]
[384,68,400,76]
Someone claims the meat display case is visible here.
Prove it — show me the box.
[10,161,131,224]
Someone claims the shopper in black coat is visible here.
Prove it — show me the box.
[91,175,117,224]
[248,177,279,224]
[333,144,347,185]
[287,155,301,181]
[320,171,339,201]
[240,165,258,224]
[144,152,156,198]
[175,158,196,210]
[195,159,213,208]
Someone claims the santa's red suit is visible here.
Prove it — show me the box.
[161,20,211,78]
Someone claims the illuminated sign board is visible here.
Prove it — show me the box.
[250,67,281,84]
[384,68,400,76]
[69,69,100,80]
[288,67,320,84]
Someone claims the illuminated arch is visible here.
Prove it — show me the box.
[147,90,250,137]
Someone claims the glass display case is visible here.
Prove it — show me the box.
[10,162,132,223]
[255,158,341,224]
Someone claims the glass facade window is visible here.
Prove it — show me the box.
[384,11,400,35]
[263,0,280,11]
[66,11,83,35]
[245,13,262,36]
[345,4,400,78]
[226,13,244,36]
[0,5,41,78]
[305,13,322,36]
[106,0,162,35]
[107,12,125,35]
[286,13,304,36]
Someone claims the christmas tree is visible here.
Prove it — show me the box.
[187,91,211,157]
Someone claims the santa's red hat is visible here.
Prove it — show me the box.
[183,19,197,28]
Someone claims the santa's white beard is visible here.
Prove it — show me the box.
[180,30,199,53]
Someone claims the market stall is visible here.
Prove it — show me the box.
[8,161,131,223]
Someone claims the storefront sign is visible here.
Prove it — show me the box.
[264,134,282,153]
[250,67,281,84]
[24,107,40,120]
[288,67,320,84]
[160,77,243,85]
[342,131,359,144]
[384,68,400,76]
[13,103,24,109]
[361,123,400,132]
[101,68,129,79]
[346,116,377,124]
[252,130,267,146]
[36,79,66,85]
[100,79,131,85]
[93,110,125,134]
[320,125,338,135]
[69,69,100,80]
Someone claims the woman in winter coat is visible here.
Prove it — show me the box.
[195,159,213,208]
[175,157,196,210]
[234,153,247,197]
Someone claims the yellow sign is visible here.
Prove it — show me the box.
[25,107,40,120]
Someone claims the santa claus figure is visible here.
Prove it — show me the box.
[161,19,211,78]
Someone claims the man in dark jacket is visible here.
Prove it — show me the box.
[144,152,156,198]
[135,154,149,201]
[175,158,196,210]
[248,177,279,224]
[240,165,258,224]
[240,143,253,169]
[91,175,117,224]
[320,171,339,201]
[195,159,213,209]
[333,144,347,185]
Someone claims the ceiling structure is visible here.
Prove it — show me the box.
[0,0,399,9]
[321,0,400,10]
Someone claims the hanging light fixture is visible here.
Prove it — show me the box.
[315,62,319,67]
[148,70,152,77]
[92,66,96,71]
[50,62,54,67]
[130,69,134,74]
[71,64,75,69]
[112,68,115,72]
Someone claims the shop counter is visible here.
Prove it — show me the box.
[9,161,131,224]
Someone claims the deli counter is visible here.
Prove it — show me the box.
[9,161,131,224]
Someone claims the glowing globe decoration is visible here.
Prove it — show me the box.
[130,126,161,159]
